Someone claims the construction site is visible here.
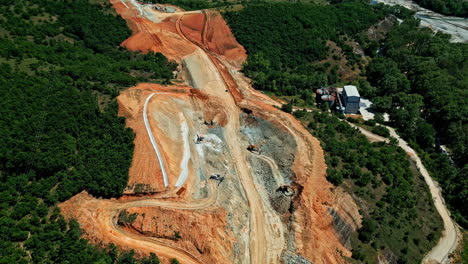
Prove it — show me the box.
[58,1,364,263]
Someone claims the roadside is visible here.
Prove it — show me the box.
[347,121,460,264]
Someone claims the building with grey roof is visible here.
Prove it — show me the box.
[343,85,360,114]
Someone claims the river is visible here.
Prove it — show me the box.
[373,0,468,43]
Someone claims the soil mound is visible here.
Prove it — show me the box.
[179,11,247,67]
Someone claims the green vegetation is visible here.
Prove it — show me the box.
[142,0,227,10]
[300,110,442,263]
[365,19,467,227]
[224,2,390,97]
[412,0,467,17]
[222,0,461,262]
[142,0,328,11]
[174,231,182,240]
[118,210,139,226]
[0,0,175,262]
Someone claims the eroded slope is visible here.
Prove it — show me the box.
[60,1,361,263]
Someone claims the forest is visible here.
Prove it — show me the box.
[412,0,468,17]
[364,19,467,228]
[0,0,175,262]
[223,0,466,262]
[223,1,389,97]
[297,109,442,263]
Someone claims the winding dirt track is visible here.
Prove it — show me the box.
[63,3,286,263]
[105,181,218,264]
[253,153,286,186]
[385,127,459,264]
[143,93,170,187]
[352,124,460,264]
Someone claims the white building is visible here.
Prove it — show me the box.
[343,85,360,114]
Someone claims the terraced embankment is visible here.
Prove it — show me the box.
[60,1,361,263]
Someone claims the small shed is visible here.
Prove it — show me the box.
[343,85,360,114]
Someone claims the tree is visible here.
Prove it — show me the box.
[281,103,293,113]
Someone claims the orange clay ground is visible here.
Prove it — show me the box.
[59,1,362,264]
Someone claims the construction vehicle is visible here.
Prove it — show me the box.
[277,185,294,196]
[196,133,204,144]
[247,144,261,154]
[209,173,224,185]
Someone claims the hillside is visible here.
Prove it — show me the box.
[0,0,465,264]
[0,0,175,262]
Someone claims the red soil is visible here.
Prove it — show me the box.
[238,98,354,263]
[179,11,247,68]
[60,1,360,263]
[123,207,235,264]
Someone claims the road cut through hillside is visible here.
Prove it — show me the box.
[60,1,358,263]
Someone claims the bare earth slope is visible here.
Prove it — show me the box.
[59,1,361,263]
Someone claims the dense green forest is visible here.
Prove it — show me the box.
[224,2,391,97]
[141,0,232,10]
[295,109,442,263]
[365,19,467,227]
[0,0,175,262]
[222,0,466,262]
[412,0,468,17]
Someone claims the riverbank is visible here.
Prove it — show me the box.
[374,0,468,42]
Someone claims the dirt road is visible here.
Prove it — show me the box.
[385,127,459,264]
[353,124,459,264]
[253,153,286,186]
[61,1,351,263]
[346,122,389,143]
[143,93,170,187]
[177,11,286,263]
[104,181,218,264]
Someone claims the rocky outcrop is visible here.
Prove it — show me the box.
[366,15,397,41]
[329,187,362,248]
